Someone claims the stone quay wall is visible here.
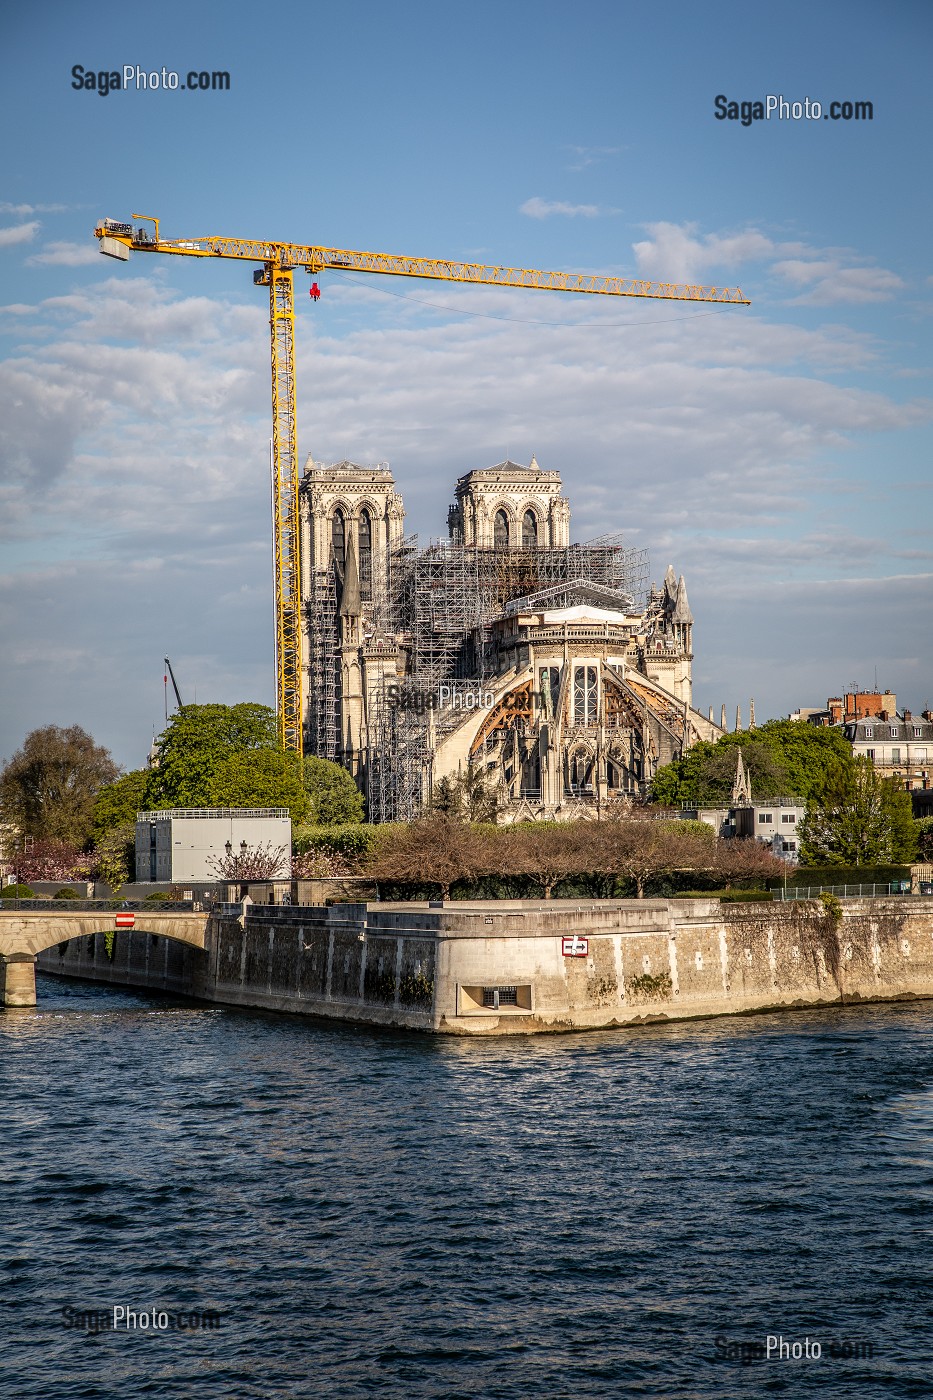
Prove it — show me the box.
[37,897,933,1035]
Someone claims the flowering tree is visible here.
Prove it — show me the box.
[16,839,91,884]
[292,848,353,879]
[206,841,291,881]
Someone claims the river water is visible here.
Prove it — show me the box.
[2,974,932,1398]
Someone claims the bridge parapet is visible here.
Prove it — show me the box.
[0,910,209,1007]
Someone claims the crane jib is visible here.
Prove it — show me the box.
[93,216,751,754]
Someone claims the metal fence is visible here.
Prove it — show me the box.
[0,899,198,913]
[775,883,914,902]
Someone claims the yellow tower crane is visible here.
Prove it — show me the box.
[94,214,750,754]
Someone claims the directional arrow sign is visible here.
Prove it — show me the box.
[562,935,588,957]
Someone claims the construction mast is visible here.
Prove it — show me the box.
[95,215,750,753]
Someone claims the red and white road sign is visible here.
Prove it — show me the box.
[562,935,588,957]
[115,912,135,929]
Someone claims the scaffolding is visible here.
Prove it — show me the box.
[306,567,340,762]
[305,528,651,820]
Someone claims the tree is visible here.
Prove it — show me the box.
[799,756,918,866]
[90,823,137,894]
[590,817,705,897]
[141,703,360,826]
[207,842,291,881]
[916,817,933,862]
[431,761,504,823]
[209,749,310,824]
[143,704,280,809]
[0,725,120,845]
[651,720,854,808]
[499,821,591,898]
[16,839,90,884]
[92,768,151,840]
[367,815,491,899]
[302,757,364,825]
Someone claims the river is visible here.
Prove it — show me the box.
[2,974,932,1397]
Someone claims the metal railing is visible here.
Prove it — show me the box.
[775,883,914,901]
[0,899,199,913]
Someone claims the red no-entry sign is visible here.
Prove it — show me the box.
[115,913,135,929]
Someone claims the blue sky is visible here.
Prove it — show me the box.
[1,0,931,769]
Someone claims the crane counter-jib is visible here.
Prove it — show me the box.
[93,214,751,756]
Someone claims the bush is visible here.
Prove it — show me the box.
[53,886,81,900]
[0,883,34,899]
[294,824,376,865]
[144,891,172,903]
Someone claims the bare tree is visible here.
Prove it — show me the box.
[499,822,591,898]
[366,815,491,900]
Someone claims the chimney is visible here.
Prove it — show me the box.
[904,709,912,722]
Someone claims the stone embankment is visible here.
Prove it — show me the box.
[30,896,933,1034]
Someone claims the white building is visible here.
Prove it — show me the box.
[135,809,292,884]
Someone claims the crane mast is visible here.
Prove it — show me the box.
[95,215,750,754]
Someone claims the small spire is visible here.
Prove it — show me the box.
[735,703,742,732]
[721,704,727,729]
[708,706,714,723]
[529,453,539,471]
[749,698,756,729]
[673,574,693,624]
[732,750,753,806]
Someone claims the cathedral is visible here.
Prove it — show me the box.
[298,455,722,821]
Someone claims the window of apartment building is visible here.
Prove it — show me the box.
[782,813,796,824]
[866,748,875,760]
[758,812,773,824]
[914,728,923,738]
[573,666,598,726]
[782,841,797,852]
[891,748,901,763]
[864,727,873,738]
[915,747,927,762]
[890,727,899,738]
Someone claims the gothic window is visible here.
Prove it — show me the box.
[331,508,346,568]
[573,666,598,726]
[359,508,373,600]
[539,666,561,718]
[494,509,510,549]
[522,509,538,547]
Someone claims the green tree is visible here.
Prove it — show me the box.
[0,725,119,845]
[302,757,364,825]
[144,704,279,809]
[799,757,918,866]
[652,720,853,807]
[92,768,151,840]
[210,749,310,824]
[431,760,504,823]
[916,817,933,861]
[91,823,136,894]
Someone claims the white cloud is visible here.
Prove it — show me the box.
[771,259,904,305]
[0,203,66,216]
[0,221,40,248]
[520,197,602,220]
[26,241,100,267]
[632,222,904,304]
[563,145,622,171]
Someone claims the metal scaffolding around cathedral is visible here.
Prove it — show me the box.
[299,456,723,821]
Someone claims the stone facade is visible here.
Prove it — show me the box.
[298,454,721,819]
